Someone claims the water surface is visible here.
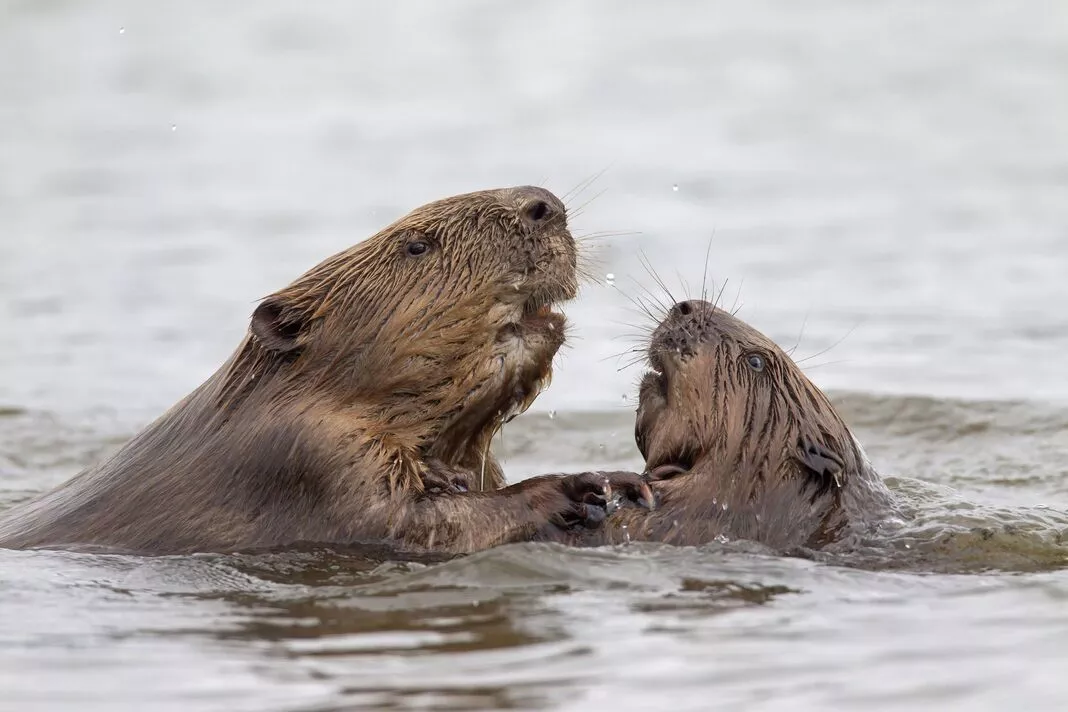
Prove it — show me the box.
[2,1,1067,710]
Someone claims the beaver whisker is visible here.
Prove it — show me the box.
[621,278,671,324]
[676,269,693,303]
[610,284,664,330]
[615,355,649,374]
[699,230,716,304]
[712,277,729,311]
[603,323,657,344]
[785,308,811,357]
[601,344,646,363]
[479,424,496,492]
[574,230,641,244]
[727,279,745,315]
[565,186,608,221]
[636,249,678,309]
[560,167,609,206]
[793,320,862,365]
[799,359,852,372]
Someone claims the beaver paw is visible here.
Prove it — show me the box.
[422,461,473,495]
[543,471,656,531]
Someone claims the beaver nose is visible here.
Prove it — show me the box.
[514,186,566,225]
[670,300,705,318]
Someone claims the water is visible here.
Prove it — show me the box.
[2,0,1067,709]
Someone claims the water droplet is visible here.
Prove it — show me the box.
[711,497,718,506]
[672,184,679,192]
[547,409,556,420]
[118,26,126,35]
[170,124,177,132]
[721,502,729,511]
[714,534,730,545]
[604,272,615,287]
[621,393,628,403]
[1036,504,1048,510]
[904,543,912,550]
[598,443,605,451]
[621,524,631,544]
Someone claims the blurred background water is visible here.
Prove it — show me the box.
[1,1,1067,710]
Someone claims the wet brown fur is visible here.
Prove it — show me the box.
[578,299,895,551]
[0,186,641,555]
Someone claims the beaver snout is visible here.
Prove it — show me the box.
[649,299,721,367]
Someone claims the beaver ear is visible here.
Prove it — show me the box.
[798,437,844,491]
[250,297,305,353]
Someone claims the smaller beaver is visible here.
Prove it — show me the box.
[578,298,895,551]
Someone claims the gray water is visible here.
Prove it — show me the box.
[2,1,1068,710]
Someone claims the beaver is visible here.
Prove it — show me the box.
[574,298,896,551]
[0,186,651,556]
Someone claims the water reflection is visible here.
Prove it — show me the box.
[150,545,805,709]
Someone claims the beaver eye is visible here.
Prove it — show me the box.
[405,240,430,257]
[746,353,766,372]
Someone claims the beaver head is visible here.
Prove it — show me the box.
[224,186,576,492]
[635,299,864,512]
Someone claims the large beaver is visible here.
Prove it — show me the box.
[578,298,895,551]
[0,186,650,555]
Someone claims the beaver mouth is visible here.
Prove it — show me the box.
[516,285,571,330]
[636,358,697,481]
[521,297,559,325]
[492,291,569,356]
[641,435,697,483]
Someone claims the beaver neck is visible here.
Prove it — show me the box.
[213,338,507,491]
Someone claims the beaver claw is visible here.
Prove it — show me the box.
[421,460,473,495]
[551,471,656,530]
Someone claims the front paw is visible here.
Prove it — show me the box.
[525,471,655,531]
